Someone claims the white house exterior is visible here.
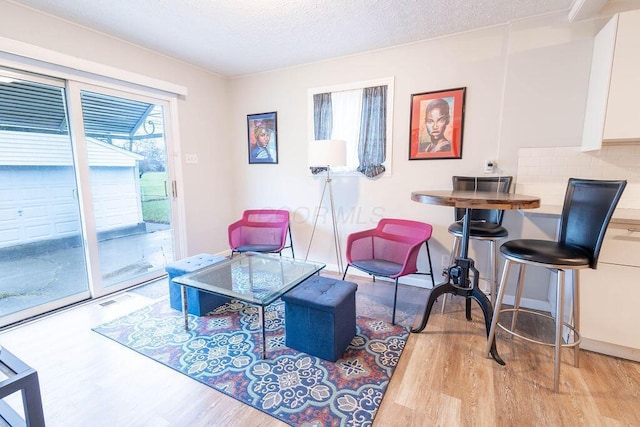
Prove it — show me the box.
[0,130,144,249]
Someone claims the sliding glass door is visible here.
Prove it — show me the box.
[76,86,175,292]
[0,69,91,325]
[0,68,179,326]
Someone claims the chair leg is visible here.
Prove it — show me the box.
[554,270,565,393]
[489,240,497,306]
[287,225,295,258]
[440,293,448,313]
[509,264,526,334]
[424,241,436,289]
[573,270,580,368]
[449,235,461,270]
[392,278,399,325]
[485,260,512,357]
[342,265,349,281]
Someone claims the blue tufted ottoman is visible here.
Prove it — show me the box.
[282,275,357,362]
[166,253,228,315]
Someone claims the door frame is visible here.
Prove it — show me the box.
[0,53,187,324]
[66,81,185,298]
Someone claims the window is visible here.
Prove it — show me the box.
[308,77,394,177]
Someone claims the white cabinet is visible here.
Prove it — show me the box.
[582,10,640,151]
[580,223,640,361]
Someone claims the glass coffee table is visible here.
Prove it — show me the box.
[173,252,325,358]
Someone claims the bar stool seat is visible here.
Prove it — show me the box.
[448,222,509,239]
[501,240,590,267]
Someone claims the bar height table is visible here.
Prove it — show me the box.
[410,190,540,364]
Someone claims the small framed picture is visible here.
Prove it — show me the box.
[409,87,466,160]
[247,112,278,164]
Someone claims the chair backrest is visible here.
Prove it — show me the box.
[228,209,290,250]
[376,218,433,243]
[376,219,433,273]
[452,176,513,224]
[346,218,432,258]
[559,178,626,269]
[242,209,289,224]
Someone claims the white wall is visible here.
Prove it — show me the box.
[0,1,625,306]
[0,0,234,256]
[227,13,601,287]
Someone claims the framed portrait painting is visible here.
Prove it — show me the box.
[247,111,278,164]
[409,87,466,160]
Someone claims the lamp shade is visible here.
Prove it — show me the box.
[308,139,347,168]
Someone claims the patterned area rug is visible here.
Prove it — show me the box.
[93,299,409,426]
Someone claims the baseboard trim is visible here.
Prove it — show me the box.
[581,338,640,362]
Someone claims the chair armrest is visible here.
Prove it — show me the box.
[345,229,376,263]
[396,241,426,277]
[228,219,245,249]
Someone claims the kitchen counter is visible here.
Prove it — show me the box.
[523,205,640,226]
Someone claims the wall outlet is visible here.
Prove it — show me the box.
[484,160,496,173]
[185,153,199,164]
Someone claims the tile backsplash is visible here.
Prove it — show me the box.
[516,145,640,209]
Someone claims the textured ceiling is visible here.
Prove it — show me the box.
[12,0,577,77]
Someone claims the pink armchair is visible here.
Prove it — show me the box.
[342,218,435,324]
[228,209,294,257]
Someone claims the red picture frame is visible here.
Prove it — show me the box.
[409,87,466,160]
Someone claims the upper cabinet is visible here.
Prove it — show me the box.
[582,9,640,151]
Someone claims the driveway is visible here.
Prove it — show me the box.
[0,225,173,318]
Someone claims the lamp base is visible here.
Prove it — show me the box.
[305,169,343,274]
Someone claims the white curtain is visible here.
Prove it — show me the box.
[330,88,362,172]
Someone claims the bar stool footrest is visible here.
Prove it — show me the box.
[496,308,581,349]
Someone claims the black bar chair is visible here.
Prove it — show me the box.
[485,178,626,393]
[442,176,513,315]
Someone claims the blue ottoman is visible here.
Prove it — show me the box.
[282,276,357,362]
[166,253,228,315]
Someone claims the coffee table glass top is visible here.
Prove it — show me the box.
[173,252,325,305]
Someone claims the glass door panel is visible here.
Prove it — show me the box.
[79,90,175,289]
[0,70,90,326]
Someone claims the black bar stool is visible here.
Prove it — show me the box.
[485,178,626,393]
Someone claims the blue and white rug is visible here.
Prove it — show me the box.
[93,299,408,426]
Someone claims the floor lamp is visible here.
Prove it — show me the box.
[305,139,347,274]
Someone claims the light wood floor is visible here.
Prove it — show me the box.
[1,273,639,426]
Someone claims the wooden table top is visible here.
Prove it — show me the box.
[411,190,541,210]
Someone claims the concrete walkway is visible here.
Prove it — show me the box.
[0,225,173,318]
